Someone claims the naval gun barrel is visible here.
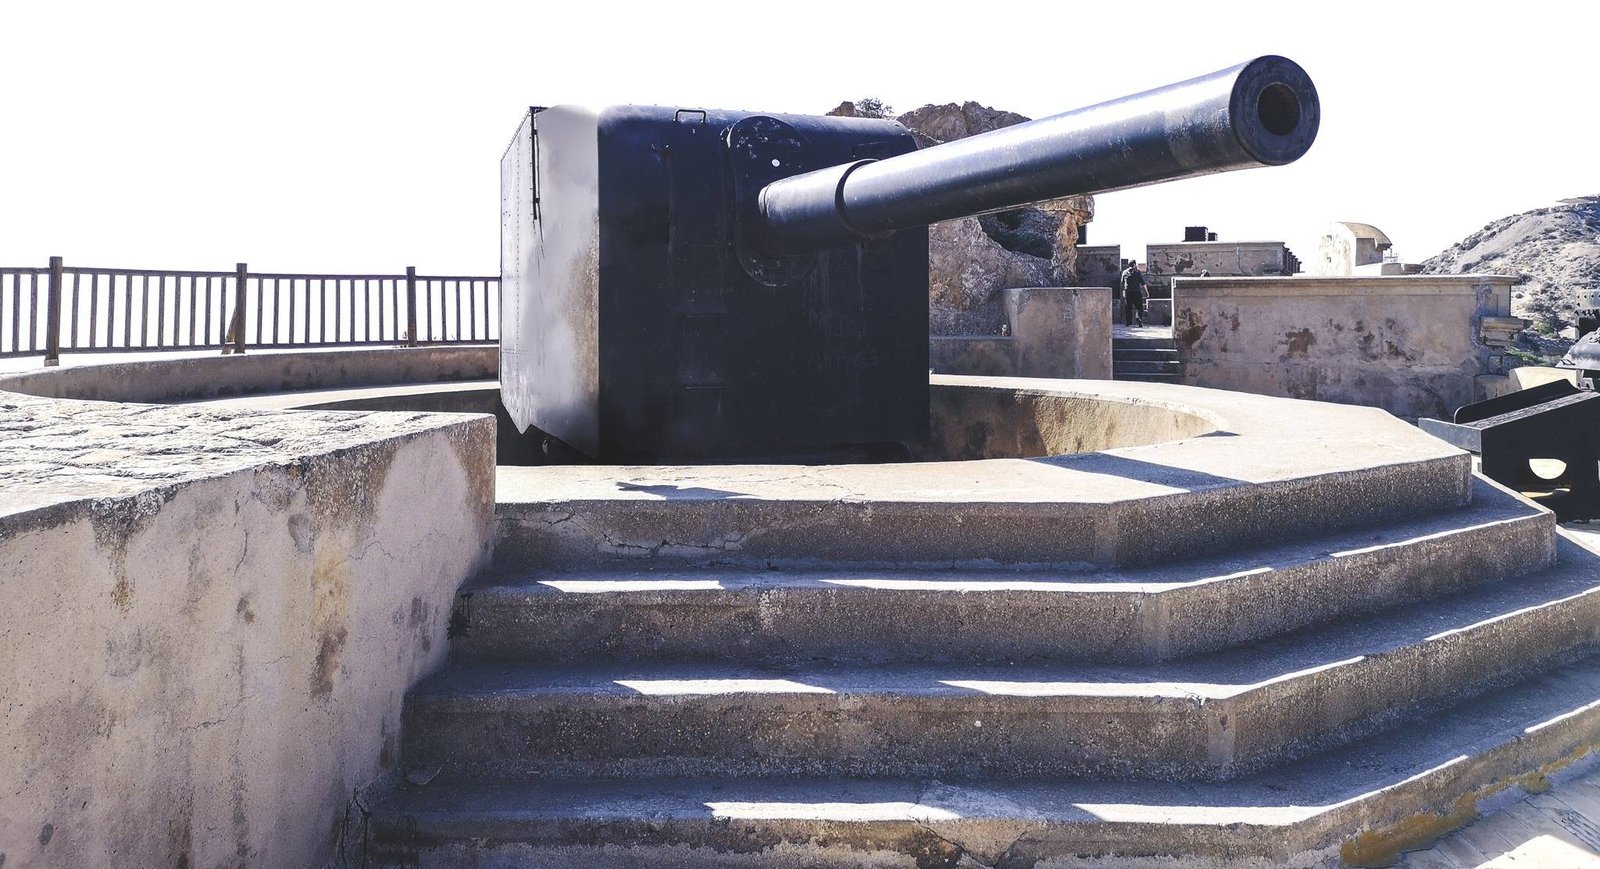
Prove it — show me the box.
[756,55,1319,256]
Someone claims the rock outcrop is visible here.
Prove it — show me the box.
[829,100,1096,335]
[1423,196,1600,327]
[894,102,1031,150]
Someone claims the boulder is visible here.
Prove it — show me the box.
[827,99,1098,335]
[927,218,1057,334]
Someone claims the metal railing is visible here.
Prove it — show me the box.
[0,257,499,364]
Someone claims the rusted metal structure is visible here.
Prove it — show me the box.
[501,56,1320,461]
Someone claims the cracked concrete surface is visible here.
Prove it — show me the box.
[0,391,484,514]
[0,390,495,868]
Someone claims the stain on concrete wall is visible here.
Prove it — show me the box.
[1281,328,1316,360]
[1172,276,1515,420]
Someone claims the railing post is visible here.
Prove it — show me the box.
[405,266,419,347]
[44,256,63,366]
[232,262,246,353]
[224,262,248,353]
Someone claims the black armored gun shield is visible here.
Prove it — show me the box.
[500,106,928,462]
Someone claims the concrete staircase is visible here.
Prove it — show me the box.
[367,459,1600,866]
[1113,335,1181,383]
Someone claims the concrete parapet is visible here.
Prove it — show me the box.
[495,376,1470,570]
[0,345,497,404]
[922,379,1215,459]
[1172,274,1518,420]
[0,392,495,868]
[1074,244,1121,289]
[1510,365,1581,391]
[1145,240,1296,296]
[929,287,1111,378]
[1148,297,1172,326]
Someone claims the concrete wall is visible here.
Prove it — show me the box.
[1311,222,1393,276]
[0,345,496,403]
[1172,275,1517,420]
[1073,244,1121,289]
[930,287,1111,379]
[930,335,1014,377]
[0,392,495,868]
[1145,241,1296,296]
[921,381,1220,459]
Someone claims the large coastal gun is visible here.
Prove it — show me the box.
[500,56,1319,461]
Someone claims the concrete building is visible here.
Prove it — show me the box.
[1144,237,1303,294]
[1312,221,1425,276]
[1135,228,1302,325]
[1073,243,1122,290]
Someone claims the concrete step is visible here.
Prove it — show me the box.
[457,479,1552,666]
[1111,360,1181,376]
[1113,372,1184,383]
[409,551,1598,782]
[493,456,1473,573]
[369,654,1600,867]
[1113,336,1176,351]
[1111,348,1179,362]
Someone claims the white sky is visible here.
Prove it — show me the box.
[1,0,1594,275]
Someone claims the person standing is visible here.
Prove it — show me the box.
[1119,261,1148,327]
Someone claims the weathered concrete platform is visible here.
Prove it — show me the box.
[497,377,1471,569]
[6,352,1593,866]
[367,375,1600,867]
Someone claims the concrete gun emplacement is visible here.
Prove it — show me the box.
[500,56,1320,461]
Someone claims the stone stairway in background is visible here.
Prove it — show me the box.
[367,466,1600,867]
[1112,335,1182,383]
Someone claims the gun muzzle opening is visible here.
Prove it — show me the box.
[1229,55,1320,166]
[1258,83,1301,136]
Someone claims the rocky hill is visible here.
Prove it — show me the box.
[1422,197,1600,330]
